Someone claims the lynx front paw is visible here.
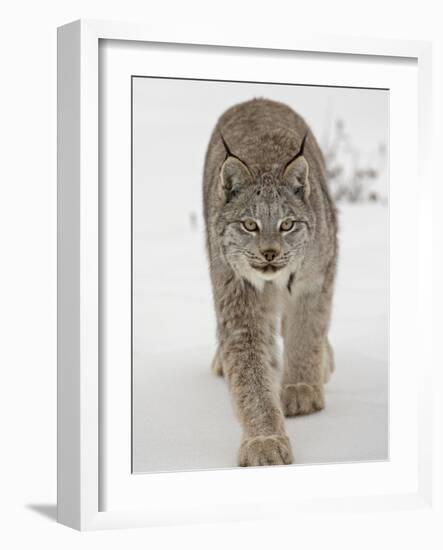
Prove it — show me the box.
[239,434,293,467]
[282,383,324,417]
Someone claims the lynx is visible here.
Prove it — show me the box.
[202,98,338,466]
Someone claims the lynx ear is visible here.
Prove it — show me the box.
[283,132,310,199]
[219,156,252,201]
[284,155,310,199]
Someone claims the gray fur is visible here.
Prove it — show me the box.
[202,98,338,466]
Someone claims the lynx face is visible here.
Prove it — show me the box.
[220,176,313,286]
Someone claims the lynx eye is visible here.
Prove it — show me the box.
[280,219,295,232]
[242,219,259,232]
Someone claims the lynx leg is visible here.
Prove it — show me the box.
[281,268,335,417]
[322,338,335,384]
[218,279,293,466]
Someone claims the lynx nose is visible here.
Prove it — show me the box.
[261,249,279,262]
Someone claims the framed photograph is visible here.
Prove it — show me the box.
[57,19,433,530]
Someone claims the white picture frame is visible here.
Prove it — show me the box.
[57,19,433,531]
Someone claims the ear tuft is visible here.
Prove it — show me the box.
[284,156,310,199]
[219,157,252,202]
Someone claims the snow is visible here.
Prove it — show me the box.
[132,204,388,473]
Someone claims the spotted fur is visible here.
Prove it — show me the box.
[203,98,338,466]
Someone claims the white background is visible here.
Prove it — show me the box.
[132,78,389,473]
[0,1,441,549]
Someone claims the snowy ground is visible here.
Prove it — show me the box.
[132,204,388,473]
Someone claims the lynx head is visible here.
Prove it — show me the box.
[217,133,313,289]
